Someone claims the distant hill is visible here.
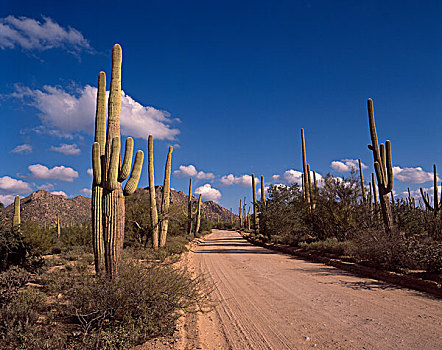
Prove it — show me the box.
[3,187,233,226]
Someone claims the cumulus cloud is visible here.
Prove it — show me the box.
[194,184,221,202]
[0,15,92,54]
[50,143,80,155]
[37,183,54,191]
[330,159,368,173]
[0,195,16,206]
[10,84,179,140]
[87,168,93,177]
[11,144,32,154]
[28,164,78,182]
[51,191,66,197]
[0,176,32,194]
[80,188,92,196]
[271,169,324,187]
[220,174,259,187]
[393,166,438,184]
[173,164,215,180]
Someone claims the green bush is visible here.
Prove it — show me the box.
[64,261,207,349]
[0,223,27,271]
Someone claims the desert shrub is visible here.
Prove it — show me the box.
[299,238,351,256]
[259,184,310,245]
[60,223,91,247]
[21,221,57,255]
[0,223,27,271]
[0,267,30,303]
[63,261,207,349]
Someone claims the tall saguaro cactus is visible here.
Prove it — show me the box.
[367,98,393,233]
[148,135,159,249]
[187,178,193,236]
[159,146,173,247]
[195,194,202,234]
[420,164,440,216]
[358,159,366,203]
[92,44,144,277]
[12,196,20,232]
[251,174,258,233]
[301,129,310,207]
[239,199,243,228]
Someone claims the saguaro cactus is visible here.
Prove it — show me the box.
[187,178,193,236]
[420,164,440,216]
[159,146,173,247]
[195,194,202,234]
[301,128,311,206]
[56,215,61,238]
[358,159,366,203]
[92,44,144,277]
[367,98,393,233]
[148,135,159,249]
[261,176,265,209]
[239,199,243,228]
[243,196,247,226]
[12,196,20,232]
[251,174,258,233]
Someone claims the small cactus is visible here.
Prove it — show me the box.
[367,98,393,233]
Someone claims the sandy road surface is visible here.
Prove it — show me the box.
[189,230,442,350]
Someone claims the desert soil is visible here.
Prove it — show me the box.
[180,229,442,350]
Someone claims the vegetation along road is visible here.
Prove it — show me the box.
[189,229,442,350]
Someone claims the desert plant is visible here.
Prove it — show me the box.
[12,196,20,233]
[159,146,173,247]
[301,128,311,208]
[367,98,394,233]
[187,178,193,236]
[147,135,159,249]
[420,164,441,216]
[91,44,144,277]
[195,194,202,234]
[251,174,258,233]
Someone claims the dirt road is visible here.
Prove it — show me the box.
[188,229,442,349]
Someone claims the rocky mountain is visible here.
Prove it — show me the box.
[3,187,233,226]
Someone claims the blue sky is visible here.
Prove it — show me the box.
[0,0,441,212]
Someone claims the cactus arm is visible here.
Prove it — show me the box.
[92,142,102,185]
[107,137,120,190]
[119,137,134,181]
[420,187,433,211]
[367,99,382,165]
[95,71,107,149]
[123,150,144,196]
[107,44,122,140]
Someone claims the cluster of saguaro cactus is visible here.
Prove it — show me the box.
[301,129,317,211]
[145,135,173,249]
[12,196,20,233]
[420,164,440,216]
[92,44,144,277]
[367,98,393,233]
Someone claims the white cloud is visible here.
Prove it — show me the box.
[0,195,16,206]
[173,164,214,180]
[330,159,368,173]
[51,143,80,155]
[220,174,259,187]
[0,176,32,194]
[37,183,54,191]
[11,144,32,154]
[194,184,221,202]
[271,169,324,187]
[10,84,179,140]
[80,188,92,196]
[87,168,93,177]
[0,15,92,54]
[393,166,437,184]
[28,164,79,182]
[51,191,66,197]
